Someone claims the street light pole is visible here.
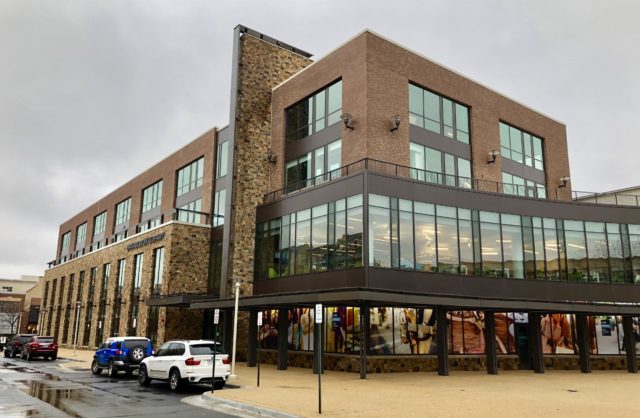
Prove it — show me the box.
[72,301,82,356]
[230,279,240,379]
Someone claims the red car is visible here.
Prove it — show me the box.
[21,336,58,361]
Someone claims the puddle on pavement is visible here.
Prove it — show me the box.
[0,410,41,417]
[18,380,85,418]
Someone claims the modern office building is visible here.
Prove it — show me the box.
[42,26,640,376]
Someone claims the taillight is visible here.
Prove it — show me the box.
[30,343,38,349]
[115,350,122,355]
[185,357,201,366]
[222,358,230,365]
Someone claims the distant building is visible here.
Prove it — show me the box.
[575,186,640,206]
[0,275,41,338]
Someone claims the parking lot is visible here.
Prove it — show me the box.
[0,352,237,418]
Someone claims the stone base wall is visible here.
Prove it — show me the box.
[252,351,638,373]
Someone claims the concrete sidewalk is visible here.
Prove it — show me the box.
[57,347,94,369]
[207,363,640,418]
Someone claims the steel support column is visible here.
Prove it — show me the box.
[485,312,498,375]
[623,315,638,373]
[529,313,544,373]
[277,308,288,370]
[313,315,324,374]
[576,314,592,373]
[247,310,257,367]
[436,307,449,376]
[360,305,368,379]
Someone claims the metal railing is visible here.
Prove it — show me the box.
[264,158,560,203]
[573,190,640,207]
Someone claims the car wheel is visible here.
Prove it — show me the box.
[138,365,151,386]
[169,369,183,392]
[128,346,146,364]
[11,349,16,358]
[3,350,9,358]
[107,362,118,378]
[214,381,226,390]
[91,359,102,375]
[51,353,57,361]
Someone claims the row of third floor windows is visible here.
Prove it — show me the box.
[284,80,546,173]
[59,152,224,257]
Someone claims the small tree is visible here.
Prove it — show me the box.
[0,300,22,335]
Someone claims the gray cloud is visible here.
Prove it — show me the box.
[1,0,639,278]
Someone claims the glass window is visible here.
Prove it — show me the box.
[60,232,71,256]
[369,206,391,268]
[152,247,164,293]
[458,211,474,275]
[133,253,143,290]
[142,180,163,213]
[75,223,87,251]
[500,121,545,170]
[93,212,107,237]
[414,212,436,272]
[115,198,131,226]
[116,259,126,293]
[436,207,459,273]
[586,222,609,283]
[544,219,560,280]
[327,140,342,178]
[177,157,205,196]
[480,212,502,277]
[216,142,228,178]
[346,204,363,268]
[501,215,524,279]
[409,83,469,143]
[178,199,202,223]
[311,206,328,272]
[213,190,226,227]
[607,223,624,283]
[398,208,414,270]
[564,221,588,281]
[286,80,342,141]
[409,142,425,181]
[409,142,470,188]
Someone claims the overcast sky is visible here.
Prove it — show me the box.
[1,0,639,279]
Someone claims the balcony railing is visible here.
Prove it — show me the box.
[264,158,559,203]
[573,190,640,207]
[47,207,211,268]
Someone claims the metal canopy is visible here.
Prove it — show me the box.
[188,287,640,315]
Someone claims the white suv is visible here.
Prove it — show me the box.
[138,340,230,391]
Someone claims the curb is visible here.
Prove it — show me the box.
[201,392,300,418]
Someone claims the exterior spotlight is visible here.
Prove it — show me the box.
[559,176,570,188]
[390,115,401,132]
[488,150,500,164]
[266,149,277,164]
[340,113,354,130]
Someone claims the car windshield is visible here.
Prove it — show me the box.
[123,339,149,348]
[36,337,54,343]
[189,343,226,355]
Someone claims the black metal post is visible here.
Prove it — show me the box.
[257,326,261,387]
[247,310,257,367]
[623,316,638,373]
[277,308,288,370]
[436,307,449,376]
[485,312,498,375]
[360,305,367,379]
[576,314,592,373]
[223,311,233,355]
[529,313,544,374]
[211,323,217,394]
[318,315,322,414]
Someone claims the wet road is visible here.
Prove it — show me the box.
[0,357,237,418]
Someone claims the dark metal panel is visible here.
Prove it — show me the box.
[247,310,257,367]
[502,159,546,184]
[367,172,640,224]
[623,316,638,373]
[277,308,288,370]
[256,173,364,222]
[253,269,365,295]
[409,125,471,159]
[529,313,544,373]
[284,123,342,160]
[367,267,640,305]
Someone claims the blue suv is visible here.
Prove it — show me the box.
[92,337,153,377]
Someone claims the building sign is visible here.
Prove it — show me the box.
[127,232,165,251]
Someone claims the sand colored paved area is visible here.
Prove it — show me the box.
[56,347,94,368]
[214,363,640,418]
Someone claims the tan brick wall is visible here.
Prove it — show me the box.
[43,221,211,348]
[226,34,312,297]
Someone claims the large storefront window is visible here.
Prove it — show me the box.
[255,194,363,279]
[364,194,640,284]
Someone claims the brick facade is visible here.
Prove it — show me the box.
[43,221,210,348]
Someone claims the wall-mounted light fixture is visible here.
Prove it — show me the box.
[488,150,500,164]
[340,113,354,130]
[266,149,277,164]
[390,115,401,132]
[559,176,570,188]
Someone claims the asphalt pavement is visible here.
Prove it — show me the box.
[0,354,239,418]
